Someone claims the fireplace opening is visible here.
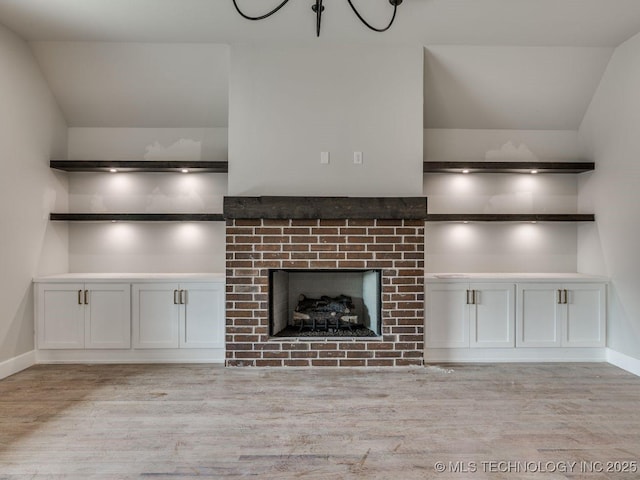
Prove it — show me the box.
[269,269,382,338]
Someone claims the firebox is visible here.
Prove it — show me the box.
[269,269,382,338]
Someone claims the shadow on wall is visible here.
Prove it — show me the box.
[424,49,512,129]
[607,281,640,353]
[1,286,35,363]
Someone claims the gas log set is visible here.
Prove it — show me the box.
[293,294,357,332]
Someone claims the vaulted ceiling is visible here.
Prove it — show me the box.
[2,0,640,130]
[30,42,229,128]
[2,0,640,46]
[424,46,614,130]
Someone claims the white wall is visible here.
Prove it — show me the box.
[0,24,68,363]
[424,129,585,273]
[228,44,424,197]
[67,127,228,161]
[425,173,579,215]
[425,129,581,161]
[68,222,225,274]
[66,128,227,273]
[578,31,640,360]
[426,223,578,273]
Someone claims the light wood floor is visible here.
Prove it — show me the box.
[1,363,639,479]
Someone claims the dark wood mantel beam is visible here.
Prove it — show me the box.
[223,196,428,220]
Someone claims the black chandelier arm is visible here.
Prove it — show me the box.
[232,0,291,21]
[312,0,325,37]
[346,0,400,33]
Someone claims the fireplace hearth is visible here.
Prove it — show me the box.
[224,196,426,367]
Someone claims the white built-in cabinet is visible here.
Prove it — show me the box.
[517,283,606,348]
[425,275,607,361]
[132,282,225,349]
[34,275,225,361]
[36,282,131,349]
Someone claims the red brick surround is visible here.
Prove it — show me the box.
[225,218,425,367]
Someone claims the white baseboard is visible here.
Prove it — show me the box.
[35,348,225,364]
[0,350,36,380]
[606,348,640,377]
[424,347,606,363]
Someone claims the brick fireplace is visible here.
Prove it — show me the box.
[224,197,426,367]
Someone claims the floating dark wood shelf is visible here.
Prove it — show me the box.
[423,161,595,174]
[50,213,225,222]
[50,160,229,173]
[425,214,595,222]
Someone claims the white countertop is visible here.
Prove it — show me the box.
[34,273,225,283]
[34,272,608,283]
[425,273,609,282]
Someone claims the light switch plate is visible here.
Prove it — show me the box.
[321,152,330,164]
[354,151,363,165]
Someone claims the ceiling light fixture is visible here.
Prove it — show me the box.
[530,170,538,174]
[462,169,470,174]
[109,168,118,173]
[232,0,403,37]
[181,169,190,173]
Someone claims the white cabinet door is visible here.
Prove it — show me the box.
[37,283,85,349]
[132,283,180,349]
[470,283,515,348]
[84,283,131,349]
[425,283,470,348]
[516,284,563,347]
[180,283,225,348]
[563,283,606,347]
